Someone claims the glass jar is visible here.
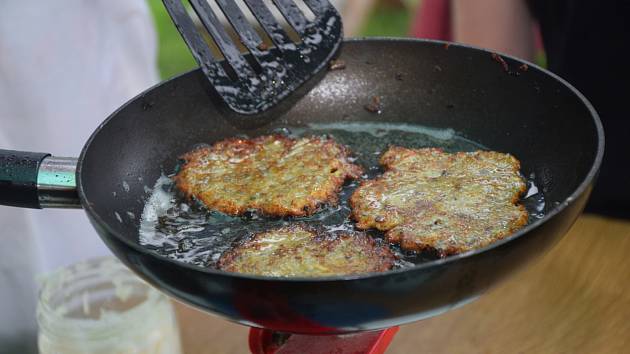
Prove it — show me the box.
[37,257,182,354]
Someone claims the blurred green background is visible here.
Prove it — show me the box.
[148,0,412,79]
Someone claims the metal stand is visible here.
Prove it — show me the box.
[249,327,399,354]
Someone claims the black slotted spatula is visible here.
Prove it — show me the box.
[162,0,343,115]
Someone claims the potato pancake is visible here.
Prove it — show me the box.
[350,147,528,256]
[175,135,363,217]
[217,225,395,277]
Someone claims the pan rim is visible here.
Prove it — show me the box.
[77,37,605,283]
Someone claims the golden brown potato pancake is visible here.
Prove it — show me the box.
[175,135,362,217]
[350,147,528,256]
[217,225,395,277]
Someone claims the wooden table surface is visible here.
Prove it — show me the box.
[175,214,630,354]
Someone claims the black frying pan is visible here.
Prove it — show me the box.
[0,39,603,334]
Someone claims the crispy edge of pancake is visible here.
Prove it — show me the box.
[216,225,395,277]
[174,135,363,217]
[384,205,529,257]
[349,147,528,256]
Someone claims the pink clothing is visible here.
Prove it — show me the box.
[410,0,451,40]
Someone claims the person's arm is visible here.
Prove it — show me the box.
[452,0,535,60]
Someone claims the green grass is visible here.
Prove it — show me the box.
[360,4,411,37]
[149,1,411,79]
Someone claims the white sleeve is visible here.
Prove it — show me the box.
[0,0,159,348]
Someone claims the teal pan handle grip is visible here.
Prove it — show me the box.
[0,150,80,209]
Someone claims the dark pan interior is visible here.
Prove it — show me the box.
[77,39,602,332]
[82,39,599,239]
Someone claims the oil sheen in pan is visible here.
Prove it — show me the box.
[139,122,546,270]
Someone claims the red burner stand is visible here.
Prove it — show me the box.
[249,327,399,354]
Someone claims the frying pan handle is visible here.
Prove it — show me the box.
[0,150,81,209]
